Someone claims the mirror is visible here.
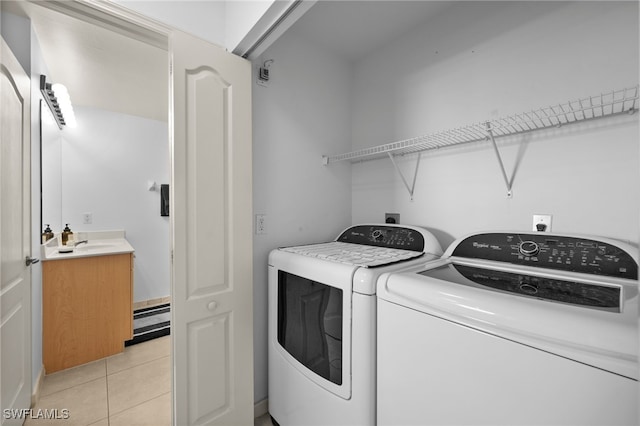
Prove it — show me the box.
[39,99,170,238]
[41,100,63,233]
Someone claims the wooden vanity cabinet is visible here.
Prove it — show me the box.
[43,253,133,373]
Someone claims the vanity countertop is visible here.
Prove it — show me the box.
[41,230,134,261]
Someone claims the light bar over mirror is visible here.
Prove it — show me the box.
[40,75,76,129]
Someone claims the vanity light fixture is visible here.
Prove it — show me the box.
[40,75,77,129]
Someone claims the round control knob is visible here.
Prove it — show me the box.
[519,241,540,256]
[371,230,383,242]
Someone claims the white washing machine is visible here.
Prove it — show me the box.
[377,231,638,426]
[268,224,443,425]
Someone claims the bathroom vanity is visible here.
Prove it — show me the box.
[42,231,135,373]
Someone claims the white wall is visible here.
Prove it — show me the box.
[252,24,353,403]
[1,10,31,71]
[42,106,171,303]
[113,0,226,47]
[114,0,279,53]
[351,1,639,248]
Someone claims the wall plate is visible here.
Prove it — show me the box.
[532,214,552,232]
[255,214,267,234]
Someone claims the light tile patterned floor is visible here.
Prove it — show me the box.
[27,336,171,426]
[26,335,272,425]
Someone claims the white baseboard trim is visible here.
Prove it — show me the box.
[254,398,268,418]
[31,365,45,407]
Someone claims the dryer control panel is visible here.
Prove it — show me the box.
[337,225,425,252]
[452,233,638,280]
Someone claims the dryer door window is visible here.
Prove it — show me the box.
[278,271,343,385]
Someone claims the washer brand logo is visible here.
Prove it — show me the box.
[472,242,490,249]
[3,408,70,420]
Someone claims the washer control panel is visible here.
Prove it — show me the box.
[452,233,638,280]
[337,225,425,252]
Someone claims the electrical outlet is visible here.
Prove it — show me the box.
[532,214,552,232]
[385,213,400,224]
[255,214,267,235]
[82,212,93,225]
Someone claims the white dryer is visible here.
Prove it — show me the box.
[377,231,638,425]
[268,224,443,425]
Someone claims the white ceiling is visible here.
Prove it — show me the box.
[4,1,452,123]
[4,0,168,122]
[291,1,454,62]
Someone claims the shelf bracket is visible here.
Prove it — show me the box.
[486,122,513,198]
[387,152,421,201]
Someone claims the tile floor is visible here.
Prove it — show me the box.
[27,335,272,426]
[27,336,171,426]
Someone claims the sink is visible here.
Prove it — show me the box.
[74,243,118,252]
[57,243,117,254]
[41,230,134,261]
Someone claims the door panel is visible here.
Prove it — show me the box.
[187,314,231,421]
[1,37,32,426]
[185,68,229,299]
[171,30,253,426]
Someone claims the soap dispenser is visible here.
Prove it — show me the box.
[61,224,73,246]
[42,224,54,243]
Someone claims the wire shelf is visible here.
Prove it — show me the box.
[322,86,639,165]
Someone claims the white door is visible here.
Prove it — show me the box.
[171,30,254,426]
[0,38,33,426]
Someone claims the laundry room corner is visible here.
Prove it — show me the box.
[251,22,353,405]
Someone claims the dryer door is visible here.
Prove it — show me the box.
[268,252,354,400]
[278,271,344,384]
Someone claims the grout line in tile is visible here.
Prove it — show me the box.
[106,353,171,377]
[105,361,111,425]
[41,365,107,399]
[108,390,172,419]
[106,354,172,418]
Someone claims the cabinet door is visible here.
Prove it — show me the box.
[43,254,132,372]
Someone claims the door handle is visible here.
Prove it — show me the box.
[25,256,40,266]
[207,301,218,312]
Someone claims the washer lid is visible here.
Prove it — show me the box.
[379,264,639,380]
[420,261,623,312]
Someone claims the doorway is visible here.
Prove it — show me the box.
[2,0,173,419]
